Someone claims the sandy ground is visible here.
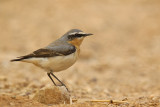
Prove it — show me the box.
[0,0,160,106]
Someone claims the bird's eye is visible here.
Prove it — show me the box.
[68,33,83,40]
[75,34,82,38]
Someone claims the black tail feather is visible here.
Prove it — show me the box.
[10,56,27,62]
[10,58,23,62]
[11,54,33,62]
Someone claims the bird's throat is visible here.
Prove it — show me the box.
[68,38,84,48]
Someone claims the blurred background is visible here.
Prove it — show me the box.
[0,0,160,106]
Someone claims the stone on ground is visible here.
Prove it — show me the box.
[32,86,70,105]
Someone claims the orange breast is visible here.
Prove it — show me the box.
[68,38,84,55]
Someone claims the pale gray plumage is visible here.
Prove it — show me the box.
[10,29,93,91]
[11,29,84,61]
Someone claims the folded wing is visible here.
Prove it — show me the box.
[11,44,76,62]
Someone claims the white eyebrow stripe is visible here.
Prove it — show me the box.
[77,32,86,34]
[69,32,86,35]
[69,32,76,35]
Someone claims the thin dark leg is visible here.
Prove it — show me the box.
[47,73,56,86]
[50,72,69,91]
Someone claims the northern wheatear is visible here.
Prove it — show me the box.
[11,29,93,91]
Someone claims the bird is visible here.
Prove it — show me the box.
[11,29,93,91]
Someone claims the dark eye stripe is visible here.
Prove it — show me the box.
[75,34,83,37]
[68,33,85,40]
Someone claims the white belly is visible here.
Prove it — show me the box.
[22,52,78,72]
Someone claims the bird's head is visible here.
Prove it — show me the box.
[61,29,93,47]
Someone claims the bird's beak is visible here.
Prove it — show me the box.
[84,33,93,36]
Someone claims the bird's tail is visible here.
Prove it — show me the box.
[11,53,33,62]
[10,58,23,62]
[10,56,26,62]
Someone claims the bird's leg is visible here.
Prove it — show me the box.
[47,73,57,86]
[50,72,69,92]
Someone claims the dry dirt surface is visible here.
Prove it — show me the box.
[1,0,160,107]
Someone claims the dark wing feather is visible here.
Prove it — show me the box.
[11,44,76,61]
